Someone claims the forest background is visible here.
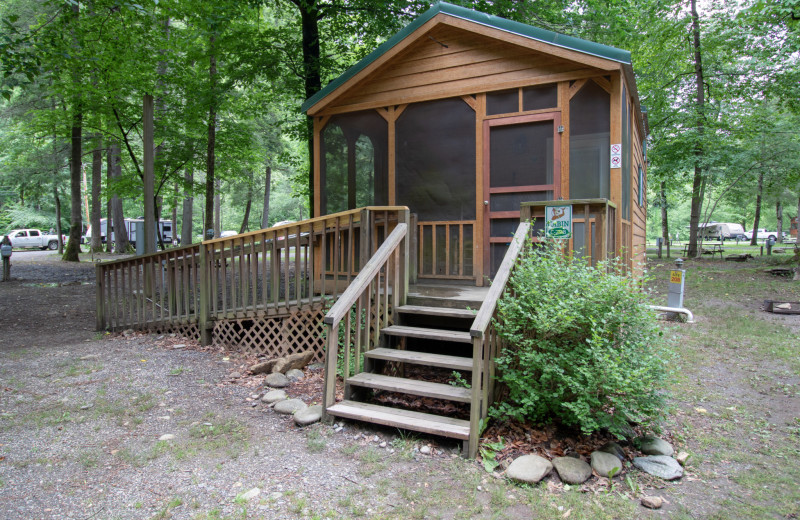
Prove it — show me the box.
[0,0,798,259]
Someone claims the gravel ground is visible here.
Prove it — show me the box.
[0,251,481,520]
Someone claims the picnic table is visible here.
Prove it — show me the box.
[683,243,724,259]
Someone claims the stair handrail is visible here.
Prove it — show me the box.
[322,223,408,411]
[464,220,530,458]
[470,221,531,339]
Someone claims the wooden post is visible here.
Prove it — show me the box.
[322,324,339,417]
[199,244,211,346]
[468,335,482,459]
[95,264,105,331]
[399,209,410,307]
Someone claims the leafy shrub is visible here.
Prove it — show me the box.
[491,242,672,438]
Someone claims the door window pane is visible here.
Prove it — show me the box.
[489,122,553,188]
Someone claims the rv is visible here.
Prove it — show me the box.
[84,218,175,247]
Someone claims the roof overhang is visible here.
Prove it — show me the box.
[302,2,632,116]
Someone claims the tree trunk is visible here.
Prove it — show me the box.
[105,146,112,253]
[90,137,103,252]
[63,92,82,262]
[171,183,178,247]
[261,165,271,229]
[204,33,217,240]
[109,140,129,253]
[750,170,764,246]
[660,181,670,258]
[214,179,221,236]
[182,166,193,245]
[143,94,156,255]
[686,0,705,259]
[240,176,252,234]
[299,3,322,216]
[776,200,783,243]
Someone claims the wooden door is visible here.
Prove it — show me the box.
[483,113,561,277]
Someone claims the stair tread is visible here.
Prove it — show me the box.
[381,325,472,344]
[365,348,472,371]
[327,400,470,440]
[397,305,477,319]
[347,373,472,402]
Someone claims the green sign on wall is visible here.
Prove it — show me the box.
[545,205,572,239]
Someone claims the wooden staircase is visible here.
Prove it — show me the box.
[326,291,483,452]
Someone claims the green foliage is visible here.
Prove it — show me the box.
[491,242,673,438]
[0,202,59,230]
[478,438,504,473]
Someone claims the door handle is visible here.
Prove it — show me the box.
[483,200,489,206]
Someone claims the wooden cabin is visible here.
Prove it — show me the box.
[95,2,650,459]
[303,1,648,281]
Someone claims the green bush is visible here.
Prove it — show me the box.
[491,242,672,438]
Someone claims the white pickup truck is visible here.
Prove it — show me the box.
[4,229,65,250]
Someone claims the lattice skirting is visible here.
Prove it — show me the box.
[211,305,327,361]
[150,322,201,342]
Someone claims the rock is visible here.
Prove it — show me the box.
[676,451,690,466]
[158,434,175,441]
[272,351,315,374]
[308,363,324,372]
[599,441,626,461]
[637,436,674,457]
[264,373,289,388]
[420,446,431,455]
[294,405,323,426]
[633,456,683,480]
[591,451,623,477]
[379,442,387,448]
[552,456,592,484]
[239,488,260,501]
[230,372,242,379]
[273,399,307,415]
[171,344,186,349]
[506,455,553,484]
[250,358,280,375]
[122,329,134,337]
[262,389,288,404]
[285,368,304,381]
[641,496,664,509]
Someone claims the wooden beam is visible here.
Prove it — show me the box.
[316,68,602,117]
[475,93,485,286]
[559,81,570,199]
[388,106,396,205]
[610,73,622,257]
[461,95,477,110]
[568,78,587,99]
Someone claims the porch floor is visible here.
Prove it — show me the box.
[407,282,489,309]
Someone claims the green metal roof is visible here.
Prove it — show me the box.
[302,1,632,113]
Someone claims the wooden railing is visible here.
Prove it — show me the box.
[95,243,203,332]
[467,220,531,458]
[416,220,475,280]
[322,219,409,413]
[96,207,409,343]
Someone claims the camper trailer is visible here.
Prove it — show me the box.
[697,222,745,241]
[84,218,175,247]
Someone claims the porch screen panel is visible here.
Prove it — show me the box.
[320,110,388,215]
[489,122,553,189]
[486,89,519,115]
[569,81,610,199]
[396,98,476,220]
[522,84,557,111]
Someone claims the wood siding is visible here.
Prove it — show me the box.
[322,24,605,116]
